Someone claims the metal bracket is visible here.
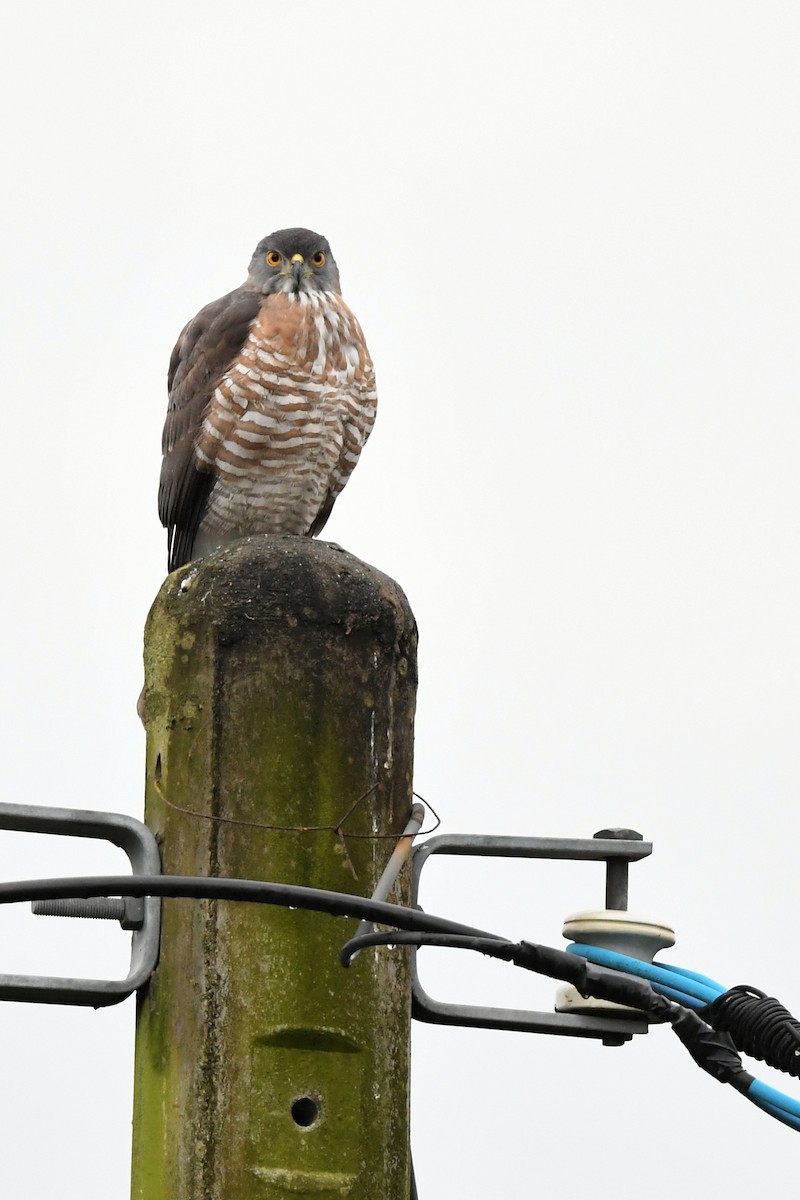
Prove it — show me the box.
[411,832,652,1045]
[0,802,161,1007]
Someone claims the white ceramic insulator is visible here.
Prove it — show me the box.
[555,909,675,1018]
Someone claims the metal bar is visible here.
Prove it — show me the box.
[595,828,644,910]
[411,988,648,1044]
[414,833,652,864]
[0,802,161,1006]
[409,829,652,1043]
[605,861,629,910]
[349,802,425,960]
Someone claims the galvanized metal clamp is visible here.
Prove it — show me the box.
[0,802,161,1007]
[0,798,651,1042]
[411,831,653,1044]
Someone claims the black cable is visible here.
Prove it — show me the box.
[7,871,788,1094]
[345,930,765,1097]
[701,985,800,1077]
[341,929,669,1016]
[0,873,498,941]
[5,870,797,1131]
[0,873,685,1023]
[340,929,513,967]
[0,873,500,1200]
[666,1004,754,1090]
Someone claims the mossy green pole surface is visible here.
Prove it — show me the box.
[132,536,417,1200]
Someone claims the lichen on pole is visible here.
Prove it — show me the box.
[131,535,417,1200]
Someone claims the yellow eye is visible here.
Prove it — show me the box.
[312,251,325,267]
[266,250,282,266]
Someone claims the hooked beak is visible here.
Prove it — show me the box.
[290,253,305,288]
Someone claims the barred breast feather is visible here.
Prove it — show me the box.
[159,288,376,571]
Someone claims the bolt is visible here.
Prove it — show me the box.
[31,896,144,930]
[593,828,644,911]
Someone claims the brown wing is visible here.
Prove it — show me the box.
[307,492,336,538]
[159,286,263,571]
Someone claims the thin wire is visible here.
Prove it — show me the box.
[342,793,441,839]
[411,792,441,837]
[155,784,439,881]
[155,786,440,840]
[157,781,378,836]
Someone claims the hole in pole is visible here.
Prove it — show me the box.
[291,1096,320,1128]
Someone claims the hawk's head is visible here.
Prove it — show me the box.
[247,227,341,296]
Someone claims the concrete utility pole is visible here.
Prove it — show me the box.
[132,536,418,1200]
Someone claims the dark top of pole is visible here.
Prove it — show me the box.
[148,534,418,661]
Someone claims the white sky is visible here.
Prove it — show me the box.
[1,1,799,1195]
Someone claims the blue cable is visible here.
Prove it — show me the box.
[749,1078,800,1123]
[655,961,727,994]
[566,941,800,1132]
[755,1099,800,1132]
[647,982,708,1010]
[566,943,721,1006]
